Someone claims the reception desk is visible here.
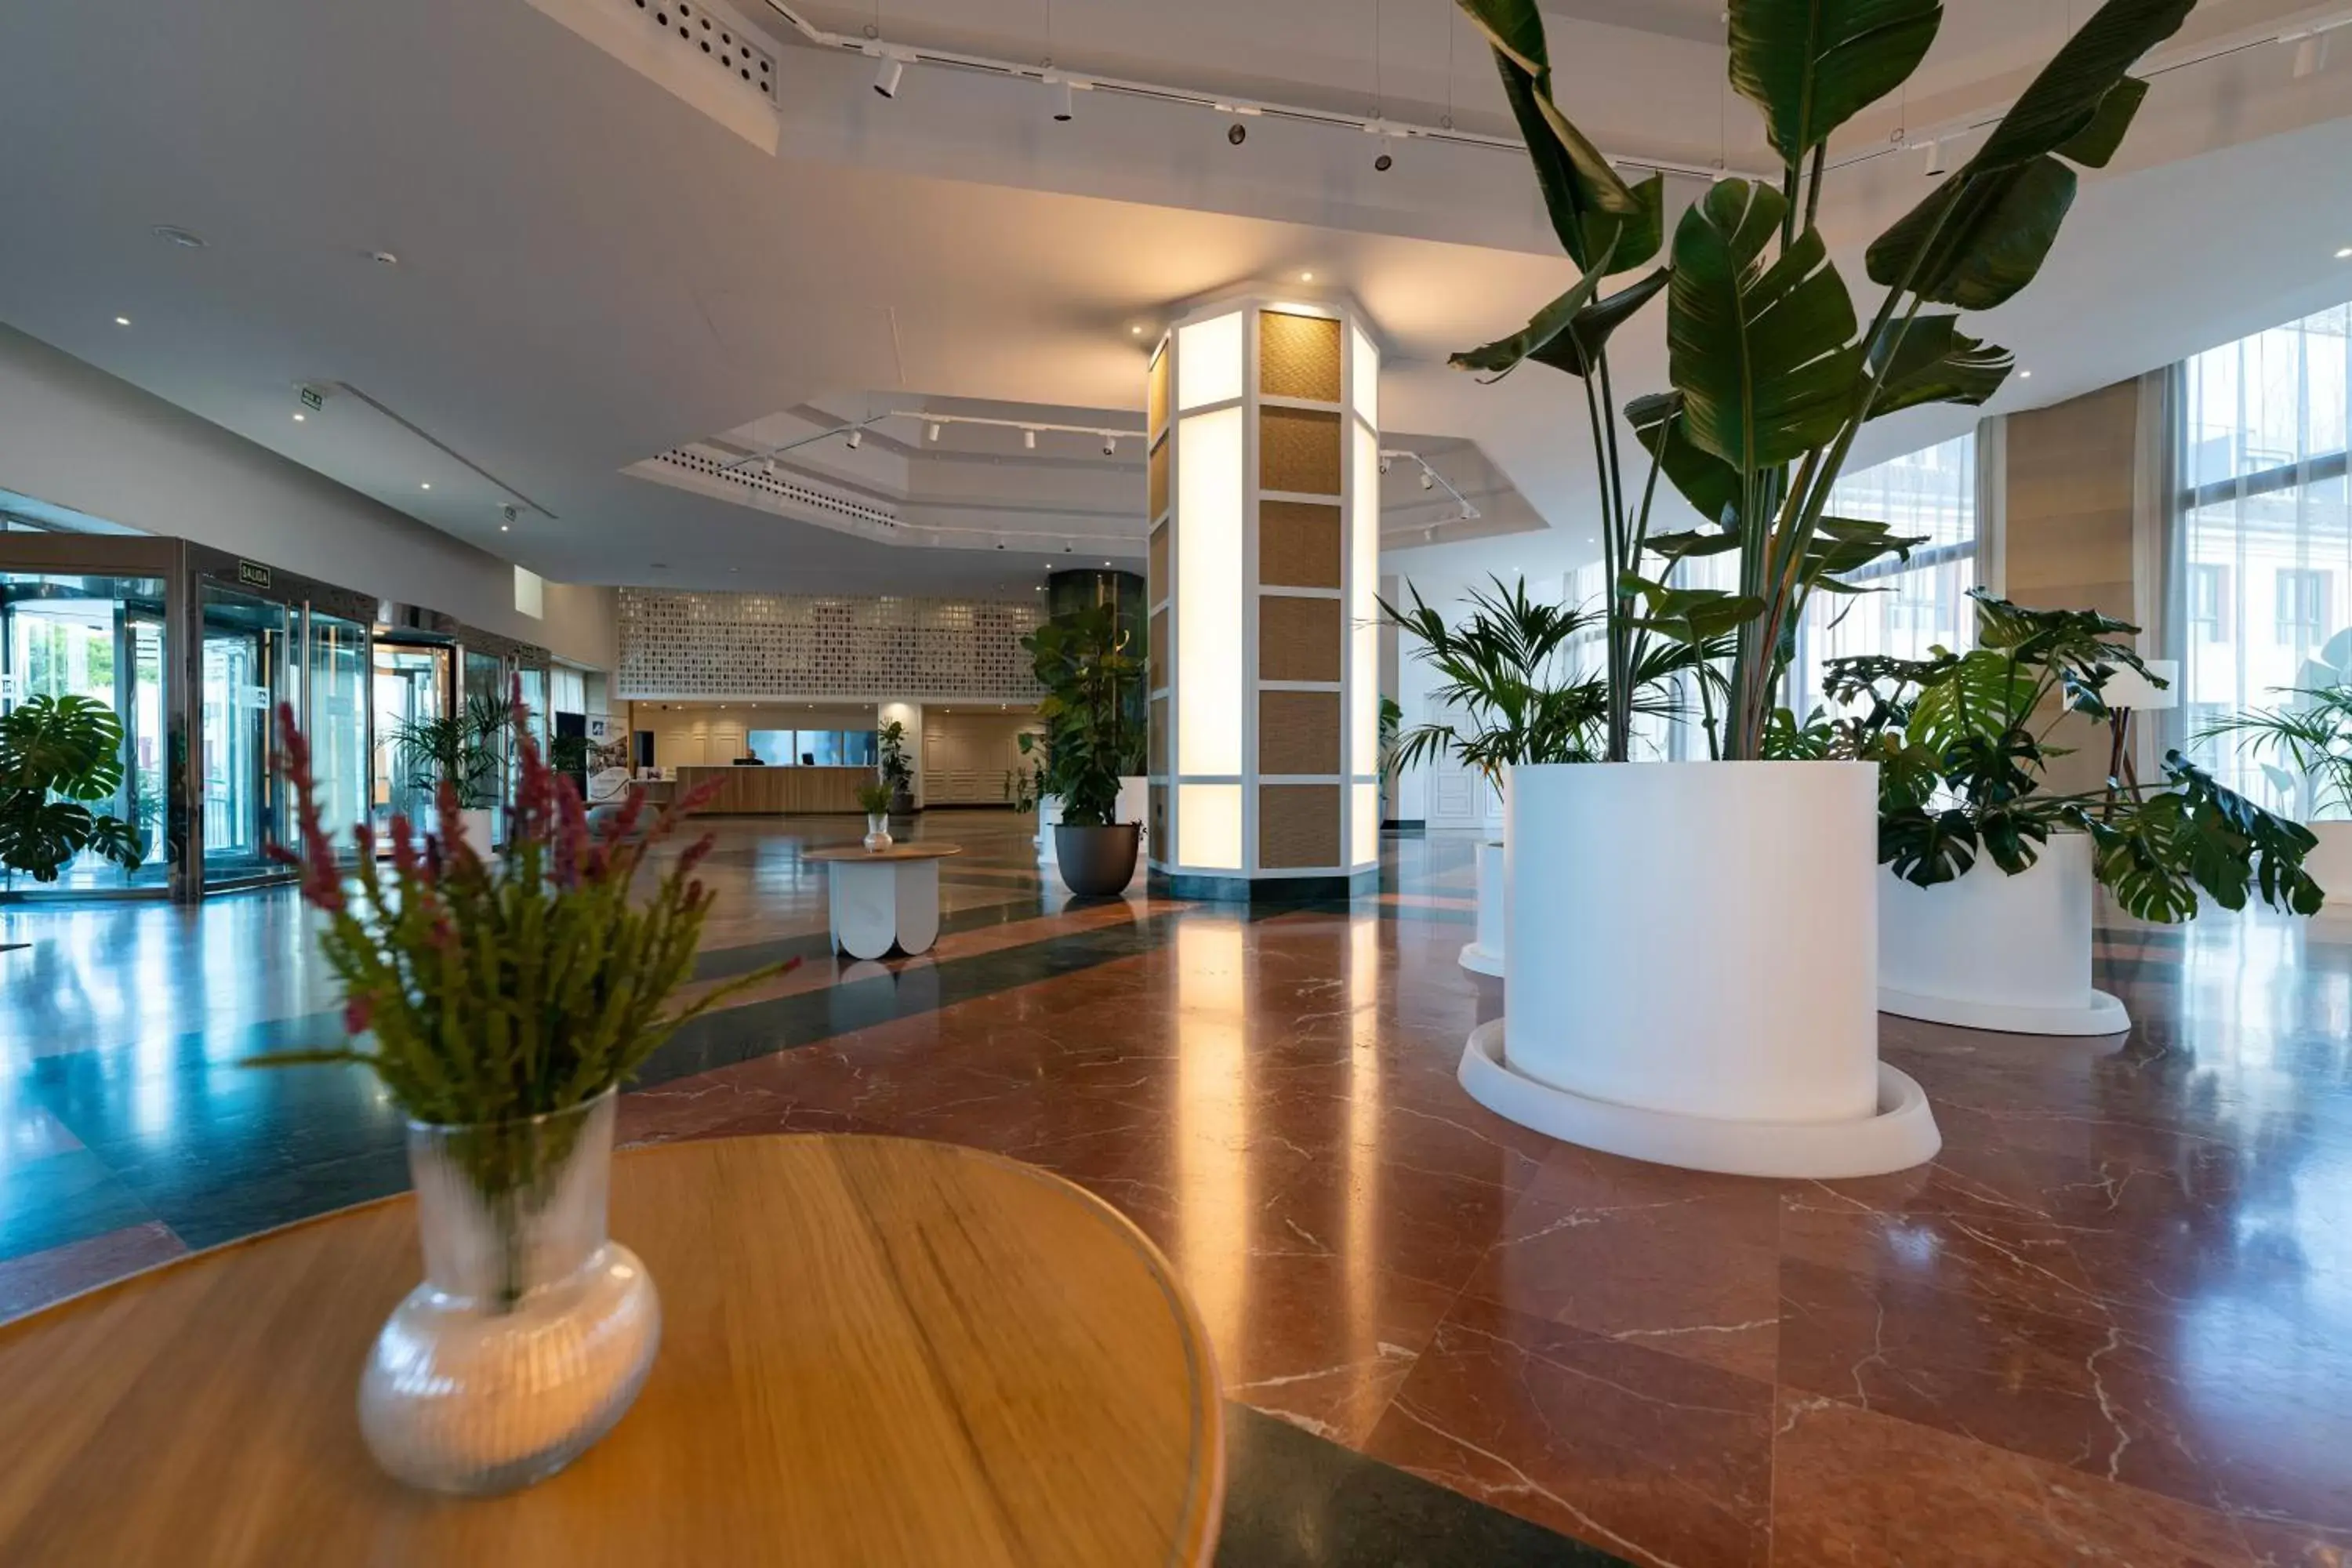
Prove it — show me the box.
[644,765,873,815]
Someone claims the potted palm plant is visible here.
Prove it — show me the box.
[257,695,793,1496]
[1383,576,1697,978]
[2199,683,2352,904]
[1021,604,1145,896]
[1448,0,2194,1177]
[0,694,147,888]
[1828,592,2320,1036]
[390,691,511,859]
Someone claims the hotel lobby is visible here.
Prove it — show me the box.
[3,1,2352,1563]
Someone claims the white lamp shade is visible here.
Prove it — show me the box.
[2103,659,2180,712]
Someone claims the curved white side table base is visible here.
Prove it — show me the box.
[826,860,943,960]
[1460,1019,1941,1179]
[1457,943,1504,978]
[1879,985,2129,1038]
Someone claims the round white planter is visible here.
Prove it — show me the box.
[1458,760,1938,1179]
[456,808,495,862]
[2306,820,2352,906]
[1878,831,2127,1036]
[1458,840,1505,978]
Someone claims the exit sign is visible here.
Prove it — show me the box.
[297,385,325,414]
[236,560,271,590]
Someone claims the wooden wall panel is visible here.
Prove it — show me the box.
[1149,695,1168,777]
[1149,435,1170,521]
[1258,784,1340,868]
[1258,691,1341,775]
[1148,607,1168,691]
[1148,346,1171,437]
[1258,596,1342,682]
[1258,312,1343,402]
[1259,408,1342,497]
[1149,523,1169,603]
[1259,501,1341,589]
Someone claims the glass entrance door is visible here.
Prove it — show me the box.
[372,642,450,837]
[198,585,290,887]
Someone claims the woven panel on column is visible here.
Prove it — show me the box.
[1149,345,1172,437]
[1258,596,1342,683]
[1258,500,1341,589]
[1149,695,1168,776]
[1149,434,1171,521]
[1259,408,1342,497]
[1258,691,1341,775]
[1259,784,1341,869]
[1258,312,1343,402]
[1148,607,1168,692]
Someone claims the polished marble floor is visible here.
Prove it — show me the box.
[5,810,2351,1566]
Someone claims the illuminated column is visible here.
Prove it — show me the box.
[1146,296,1381,899]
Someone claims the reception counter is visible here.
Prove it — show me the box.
[639,765,873,815]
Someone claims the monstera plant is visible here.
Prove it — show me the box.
[0,694,147,883]
[1824,591,2323,923]
[1450,0,2194,760]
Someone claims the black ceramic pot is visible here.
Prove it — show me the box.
[1054,822,1140,897]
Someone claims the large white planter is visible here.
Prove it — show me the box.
[456,808,495,862]
[2307,820,2352,906]
[1878,832,2127,1036]
[1459,840,1505,977]
[1459,761,1939,1179]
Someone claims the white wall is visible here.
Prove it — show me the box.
[0,325,615,670]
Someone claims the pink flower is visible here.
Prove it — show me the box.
[343,996,375,1036]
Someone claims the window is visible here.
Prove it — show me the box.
[2187,564,2231,644]
[2176,301,2352,811]
[1786,432,1980,721]
[2275,568,2331,646]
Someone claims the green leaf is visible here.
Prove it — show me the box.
[2056,75,2149,169]
[1451,241,1617,378]
[1866,156,2078,311]
[1531,267,1672,379]
[1974,0,2193,171]
[1867,314,2016,419]
[1728,0,1944,165]
[1629,390,1744,529]
[1577,173,1668,278]
[1454,0,1549,74]
[1645,528,1744,564]
[1668,183,1864,472]
[1458,0,1643,268]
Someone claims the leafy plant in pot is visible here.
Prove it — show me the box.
[2197,682,2352,904]
[1021,604,1145,896]
[1446,0,2193,1178]
[0,694,147,888]
[879,718,916,814]
[1381,575,1708,977]
[256,694,795,1495]
[1824,591,2320,1034]
[389,691,513,860]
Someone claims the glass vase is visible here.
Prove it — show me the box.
[865,812,893,851]
[359,1088,661,1496]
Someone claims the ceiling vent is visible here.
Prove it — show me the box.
[635,447,903,537]
[524,0,781,154]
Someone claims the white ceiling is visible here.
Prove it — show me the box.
[0,0,2347,597]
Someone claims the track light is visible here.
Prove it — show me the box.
[763,457,777,476]
[1023,429,1037,449]
[927,421,942,441]
[1049,76,1074,122]
[1374,147,1394,172]
[873,56,904,97]
[1419,470,1435,492]
[1377,457,1391,474]
[1102,436,1116,456]
[846,428,863,449]
[1228,122,1247,146]
[1920,140,1946,176]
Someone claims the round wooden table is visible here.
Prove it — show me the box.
[0,1135,1225,1566]
[804,843,963,960]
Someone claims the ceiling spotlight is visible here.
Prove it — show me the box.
[1377,457,1391,474]
[1920,140,1947,176]
[2336,246,2352,260]
[292,412,306,422]
[1102,436,1117,456]
[114,315,130,326]
[1130,324,1145,336]
[150,224,207,249]
[1300,270,1315,282]
[846,428,863,449]
[1049,76,1074,122]
[1374,151,1394,172]
[1228,122,1247,146]
[873,55,904,97]
[499,523,510,532]
[2020,369,2034,379]
[926,421,942,441]
[1419,470,1435,491]
[1023,428,1037,449]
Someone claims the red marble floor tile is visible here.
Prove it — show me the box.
[1771,1393,2256,1567]
[0,1221,186,1323]
[1365,1292,1775,1568]
[1458,1147,1784,1383]
[1777,1256,2227,1515]
[2235,1518,2352,1568]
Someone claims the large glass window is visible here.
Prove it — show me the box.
[1787,431,1979,720]
[2176,302,2352,813]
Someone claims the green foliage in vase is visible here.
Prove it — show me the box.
[0,694,147,882]
[1822,590,2322,923]
[1018,604,1144,828]
[1379,576,1713,789]
[256,693,797,1129]
[856,779,895,816]
[2196,684,2352,822]
[1450,0,2193,760]
[390,691,514,811]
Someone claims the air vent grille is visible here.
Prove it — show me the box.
[656,448,899,529]
[623,0,775,96]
